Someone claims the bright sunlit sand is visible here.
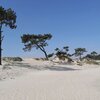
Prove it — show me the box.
[0,58,100,100]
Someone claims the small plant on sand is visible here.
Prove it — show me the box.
[47,53,54,58]
[54,46,71,61]
[21,33,52,60]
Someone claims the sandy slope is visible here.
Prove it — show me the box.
[0,58,100,100]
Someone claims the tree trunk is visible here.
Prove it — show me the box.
[79,55,82,61]
[43,50,48,60]
[0,25,2,65]
[37,45,48,60]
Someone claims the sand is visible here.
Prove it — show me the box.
[0,58,100,100]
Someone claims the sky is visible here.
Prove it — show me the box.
[0,0,100,57]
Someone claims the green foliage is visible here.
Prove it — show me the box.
[63,46,69,52]
[54,46,70,60]
[55,48,60,51]
[56,51,67,60]
[21,33,52,59]
[0,6,17,43]
[85,51,100,60]
[74,48,86,60]
[0,6,17,28]
[3,57,23,62]
[91,51,97,56]
[47,53,54,58]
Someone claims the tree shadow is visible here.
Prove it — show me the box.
[10,62,41,70]
[5,62,79,71]
[44,66,79,71]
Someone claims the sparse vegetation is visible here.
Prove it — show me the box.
[48,46,73,63]
[54,47,68,60]
[85,51,100,60]
[74,48,87,61]
[3,57,23,62]
[47,53,54,58]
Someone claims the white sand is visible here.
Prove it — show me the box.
[0,58,100,100]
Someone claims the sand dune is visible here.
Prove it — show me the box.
[0,58,100,100]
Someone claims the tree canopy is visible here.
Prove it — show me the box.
[21,33,52,59]
[0,6,17,28]
[74,48,86,60]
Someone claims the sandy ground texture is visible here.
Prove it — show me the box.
[0,58,100,100]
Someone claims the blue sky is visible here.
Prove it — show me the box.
[0,0,100,57]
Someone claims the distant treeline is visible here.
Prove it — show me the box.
[85,54,100,60]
